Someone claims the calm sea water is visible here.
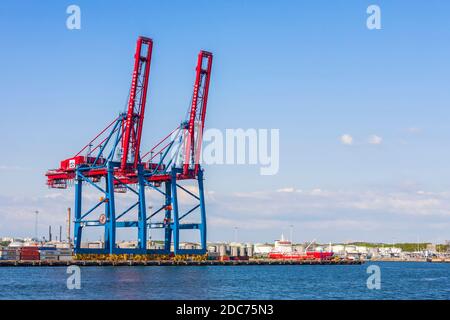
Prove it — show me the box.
[0,262,449,300]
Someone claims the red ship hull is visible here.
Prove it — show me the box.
[268,251,334,260]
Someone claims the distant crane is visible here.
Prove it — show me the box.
[34,210,39,241]
[45,36,213,255]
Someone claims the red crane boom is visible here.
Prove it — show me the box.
[183,50,213,176]
[121,36,153,171]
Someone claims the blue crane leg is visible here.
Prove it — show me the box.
[103,177,110,250]
[137,165,147,252]
[171,169,180,255]
[74,170,83,253]
[198,169,207,253]
[106,162,116,254]
[164,180,172,252]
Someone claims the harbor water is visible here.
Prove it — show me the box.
[0,262,449,300]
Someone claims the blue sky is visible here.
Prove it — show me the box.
[1,1,450,243]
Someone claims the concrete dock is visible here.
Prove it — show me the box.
[0,259,363,267]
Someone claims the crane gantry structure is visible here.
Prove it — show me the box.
[45,36,213,255]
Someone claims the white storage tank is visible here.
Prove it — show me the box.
[246,244,254,257]
[8,241,24,248]
[218,244,227,256]
[254,243,273,255]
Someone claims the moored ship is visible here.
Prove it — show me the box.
[268,235,334,260]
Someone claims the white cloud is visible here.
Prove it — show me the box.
[276,187,295,193]
[0,165,29,171]
[205,187,450,242]
[5,186,450,243]
[340,134,353,145]
[210,188,450,234]
[218,189,450,217]
[368,134,383,145]
[406,127,422,134]
[43,193,64,199]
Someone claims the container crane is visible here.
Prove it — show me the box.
[45,37,213,255]
[140,50,212,254]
